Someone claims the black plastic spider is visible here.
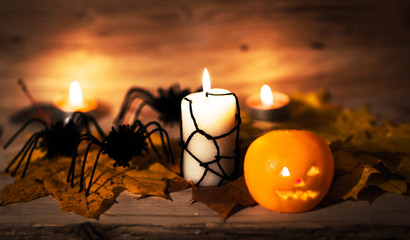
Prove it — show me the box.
[114,84,193,125]
[67,120,174,196]
[3,111,105,178]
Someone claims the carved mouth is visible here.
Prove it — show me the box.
[275,190,319,200]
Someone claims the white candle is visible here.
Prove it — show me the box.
[181,68,238,186]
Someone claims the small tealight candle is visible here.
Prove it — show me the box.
[180,68,240,186]
[246,85,290,121]
[54,81,98,113]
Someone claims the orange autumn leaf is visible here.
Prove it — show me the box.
[0,178,49,206]
[1,148,187,219]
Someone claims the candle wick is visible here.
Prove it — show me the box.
[17,78,52,125]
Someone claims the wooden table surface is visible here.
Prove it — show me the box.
[1,0,410,239]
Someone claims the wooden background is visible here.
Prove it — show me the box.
[1,0,410,239]
[0,0,409,120]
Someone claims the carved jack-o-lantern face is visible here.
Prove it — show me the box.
[275,165,320,201]
[244,130,334,213]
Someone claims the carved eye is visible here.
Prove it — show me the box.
[307,166,320,176]
[281,167,290,176]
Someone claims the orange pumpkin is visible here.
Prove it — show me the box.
[244,130,334,213]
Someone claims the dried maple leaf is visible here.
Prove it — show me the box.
[191,176,256,221]
[2,91,410,220]
[367,175,407,195]
[329,163,379,200]
[0,178,49,205]
[1,147,187,219]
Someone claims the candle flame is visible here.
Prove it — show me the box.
[202,68,211,94]
[260,85,273,106]
[69,81,83,107]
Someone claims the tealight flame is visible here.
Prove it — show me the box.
[260,85,273,106]
[202,68,211,94]
[281,167,290,177]
[69,81,83,107]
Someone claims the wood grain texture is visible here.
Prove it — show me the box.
[0,0,409,119]
[1,0,410,238]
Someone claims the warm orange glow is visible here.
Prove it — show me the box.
[244,130,334,213]
[202,68,211,94]
[276,190,319,200]
[307,166,320,176]
[245,88,290,112]
[281,167,290,176]
[43,49,112,98]
[69,81,83,107]
[260,85,273,106]
[54,81,98,113]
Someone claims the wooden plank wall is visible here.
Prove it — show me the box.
[0,0,409,120]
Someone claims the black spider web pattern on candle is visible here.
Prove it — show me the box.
[180,92,241,185]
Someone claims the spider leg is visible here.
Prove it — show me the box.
[71,111,106,139]
[68,148,77,185]
[133,101,148,123]
[145,121,174,164]
[9,134,40,177]
[131,120,159,156]
[67,134,100,187]
[20,136,40,178]
[114,88,155,126]
[5,134,39,173]
[85,148,104,196]
[138,122,160,158]
[70,111,87,133]
[70,111,83,125]
[68,134,82,185]
[132,120,143,128]
[78,138,102,193]
[86,116,106,139]
[3,119,47,149]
